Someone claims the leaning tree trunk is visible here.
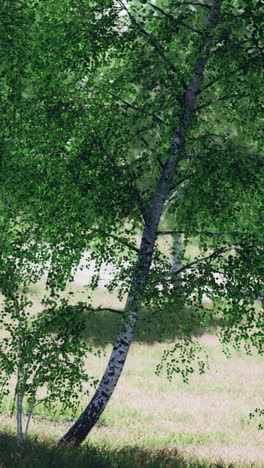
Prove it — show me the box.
[59,0,222,446]
[59,156,180,446]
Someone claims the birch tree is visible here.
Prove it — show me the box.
[58,0,263,445]
[1,0,263,446]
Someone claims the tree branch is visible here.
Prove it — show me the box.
[140,137,150,148]
[93,229,140,254]
[163,177,190,208]
[91,128,146,220]
[199,76,222,92]
[189,133,226,141]
[179,153,195,159]
[250,156,264,161]
[194,94,247,112]
[139,137,166,169]
[164,189,179,208]
[163,174,194,209]
[171,247,228,276]
[86,307,124,316]
[107,234,140,254]
[169,1,212,8]
[157,230,243,236]
[157,156,165,169]
[117,0,180,76]
[149,3,203,35]
[94,85,164,124]
[95,86,139,112]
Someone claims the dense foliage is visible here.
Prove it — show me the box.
[0,0,263,444]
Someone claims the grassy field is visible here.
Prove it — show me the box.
[0,334,263,467]
[0,239,263,467]
[0,313,263,466]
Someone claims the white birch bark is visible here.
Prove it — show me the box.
[16,335,24,447]
[172,236,183,277]
[25,386,38,438]
[11,269,25,446]
[59,0,222,446]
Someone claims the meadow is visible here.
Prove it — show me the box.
[0,330,263,467]
[0,237,263,467]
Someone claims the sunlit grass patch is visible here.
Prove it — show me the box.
[0,258,263,467]
[1,331,263,467]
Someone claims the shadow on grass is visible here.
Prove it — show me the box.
[0,431,235,468]
[82,305,225,347]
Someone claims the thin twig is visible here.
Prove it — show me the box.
[91,128,146,219]
[41,306,124,326]
[139,137,166,169]
[157,230,243,236]
[250,156,264,161]
[93,229,140,254]
[141,137,150,148]
[94,85,164,124]
[194,94,247,112]
[117,0,180,76]
[179,153,194,159]
[157,156,165,169]
[149,3,203,34]
[200,76,222,92]
[166,1,211,8]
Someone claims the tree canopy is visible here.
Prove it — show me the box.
[0,0,263,445]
